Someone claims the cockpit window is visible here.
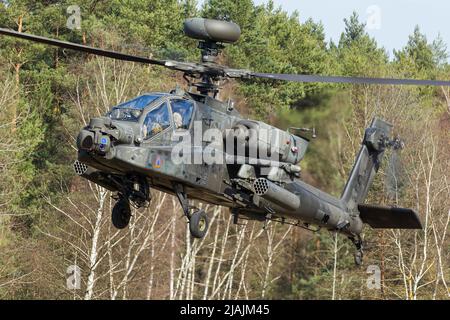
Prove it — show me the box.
[143,102,171,139]
[170,99,194,129]
[108,94,163,121]
[108,108,142,122]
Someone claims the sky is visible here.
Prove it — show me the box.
[252,0,450,60]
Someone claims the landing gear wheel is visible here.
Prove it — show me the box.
[189,210,209,239]
[112,198,131,229]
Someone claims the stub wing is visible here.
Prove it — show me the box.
[358,204,422,229]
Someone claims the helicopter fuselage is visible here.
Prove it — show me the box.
[74,91,421,260]
[0,16,425,266]
[75,91,359,235]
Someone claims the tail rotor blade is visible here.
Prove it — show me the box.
[385,146,406,201]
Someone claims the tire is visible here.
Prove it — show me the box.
[112,198,131,229]
[189,210,209,239]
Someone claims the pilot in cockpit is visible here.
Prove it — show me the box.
[142,103,170,138]
[173,112,183,129]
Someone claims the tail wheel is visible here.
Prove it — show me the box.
[189,210,209,239]
[112,198,131,229]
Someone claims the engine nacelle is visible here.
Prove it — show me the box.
[225,120,309,165]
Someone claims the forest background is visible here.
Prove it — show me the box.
[0,0,449,300]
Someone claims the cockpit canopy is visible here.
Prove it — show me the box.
[107,93,195,140]
[107,94,165,122]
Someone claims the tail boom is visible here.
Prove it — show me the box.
[252,117,421,235]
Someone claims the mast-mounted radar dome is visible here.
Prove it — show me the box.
[183,18,241,44]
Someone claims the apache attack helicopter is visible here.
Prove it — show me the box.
[2,18,449,265]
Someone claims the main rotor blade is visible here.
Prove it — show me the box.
[3,27,450,87]
[250,72,450,87]
[0,28,166,66]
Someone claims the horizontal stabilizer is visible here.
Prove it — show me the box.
[358,204,422,229]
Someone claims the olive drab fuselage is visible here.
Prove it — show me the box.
[75,91,422,253]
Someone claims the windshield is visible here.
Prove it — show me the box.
[108,94,163,121]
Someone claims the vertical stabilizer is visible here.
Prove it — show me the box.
[341,118,393,211]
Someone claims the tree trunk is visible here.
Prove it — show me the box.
[84,189,107,300]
